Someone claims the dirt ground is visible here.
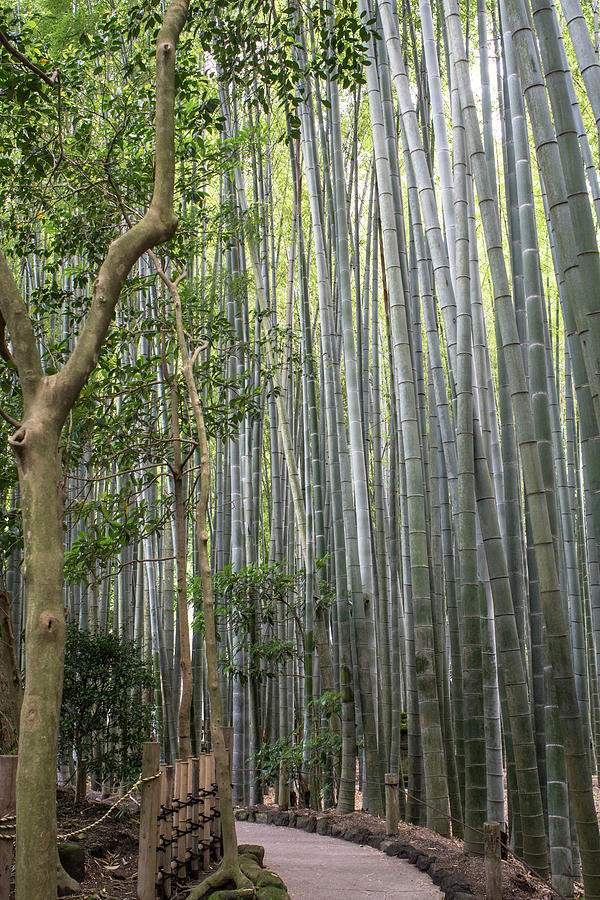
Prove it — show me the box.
[56,788,139,900]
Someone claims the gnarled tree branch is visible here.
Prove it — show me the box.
[52,0,190,420]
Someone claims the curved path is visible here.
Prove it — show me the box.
[236,821,443,899]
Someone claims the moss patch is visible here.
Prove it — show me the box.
[202,847,289,899]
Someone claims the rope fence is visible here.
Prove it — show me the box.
[57,773,158,840]
[0,816,15,840]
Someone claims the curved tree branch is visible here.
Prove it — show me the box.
[0,29,58,85]
[52,0,190,420]
[0,253,44,404]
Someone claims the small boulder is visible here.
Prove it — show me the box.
[316,818,332,836]
[350,827,372,844]
[366,834,384,849]
[429,865,451,885]
[268,811,287,826]
[379,839,398,854]
[238,844,265,867]
[58,842,85,883]
[257,870,286,889]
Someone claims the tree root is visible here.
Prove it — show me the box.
[56,859,80,897]
[186,860,256,899]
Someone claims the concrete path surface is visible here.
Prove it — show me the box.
[236,821,443,899]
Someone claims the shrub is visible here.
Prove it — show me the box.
[59,625,154,799]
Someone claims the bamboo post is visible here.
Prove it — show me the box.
[200,754,211,871]
[158,764,174,900]
[189,758,200,877]
[0,756,17,900]
[208,751,220,861]
[183,758,193,876]
[484,822,502,900]
[137,742,161,900]
[174,760,187,879]
[385,773,399,835]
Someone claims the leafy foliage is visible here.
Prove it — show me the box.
[251,693,342,788]
[58,626,154,784]
[193,561,304,683]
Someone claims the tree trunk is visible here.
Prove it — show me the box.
[12,416,65,900]
[0,590,22,754]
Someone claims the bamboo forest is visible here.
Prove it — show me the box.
[4,0,600,897]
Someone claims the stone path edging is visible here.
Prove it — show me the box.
[234,808,476,900]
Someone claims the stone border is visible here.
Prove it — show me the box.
[234,808,476,900]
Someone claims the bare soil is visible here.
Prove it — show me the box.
[56,787,139,900]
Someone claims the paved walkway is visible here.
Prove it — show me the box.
[236,822,443,899]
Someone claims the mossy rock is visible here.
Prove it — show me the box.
[58,842,85,883]
[238,844,265,867]
[256,887,289,900]
[256,870,285,889]
[209,890,255,899]
[239,857,263,883]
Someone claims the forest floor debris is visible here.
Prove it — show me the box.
[56,787,139,899]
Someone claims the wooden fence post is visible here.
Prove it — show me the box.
[183,759,193,875]
[0,756,17,900]
[189,758,200,877]
[200,754,211,871]
[159,764,174,899]
[174,760,187,879]
[208,752,220,861]
[137,742,161,900]
[484,822,502,900]
[385,773,399,835]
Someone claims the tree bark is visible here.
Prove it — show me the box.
[0,590,22,753]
